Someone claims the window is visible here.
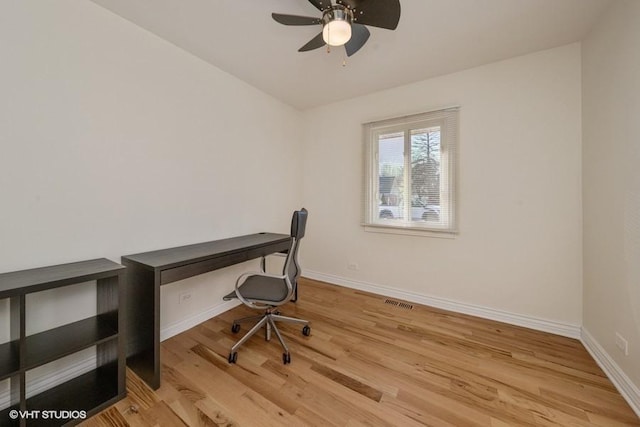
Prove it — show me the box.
[363,107,458,236]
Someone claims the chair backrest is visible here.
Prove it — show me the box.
[284,208,307,285]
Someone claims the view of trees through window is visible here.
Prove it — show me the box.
[378,127,441,222]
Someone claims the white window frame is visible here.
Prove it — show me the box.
[363,107,459,237]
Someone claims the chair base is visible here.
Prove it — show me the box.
[228,309,310,364]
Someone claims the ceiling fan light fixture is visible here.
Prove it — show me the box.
[323,20,352,46]
[272,0,400,57]
[322,6,353,46]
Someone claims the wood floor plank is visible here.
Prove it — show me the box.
[125,368,160,411]
[310,362,384,402]
[193,398,237,427]
[140,401,189,427]
[81,407,129,427]
[84,278,639,426]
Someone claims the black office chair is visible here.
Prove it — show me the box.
[223,208,310,364]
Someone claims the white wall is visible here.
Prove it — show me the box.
[301,44,583,328]
[0,0,302,348]
[582,0,640,389]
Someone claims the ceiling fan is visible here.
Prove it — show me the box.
[272,0,401,57]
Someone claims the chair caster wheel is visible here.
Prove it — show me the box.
[302,325,311,336]
[283,352,291,364]
[231,323,240,333]
[228,352,238,364]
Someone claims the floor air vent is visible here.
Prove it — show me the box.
[384,299,414,310]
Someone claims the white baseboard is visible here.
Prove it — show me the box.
[303,270,582,339]
[581,328,640,418]
[26,354,97,399]
[160,299,241,342]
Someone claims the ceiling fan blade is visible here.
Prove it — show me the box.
[336,0,401,30]
[308,0,332,11]
[272,13,321,26]
[299,32,326,52]
[345,24,370,56]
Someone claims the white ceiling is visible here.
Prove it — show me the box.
[89,0,612,110]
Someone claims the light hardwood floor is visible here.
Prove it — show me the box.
[82,278,639,426]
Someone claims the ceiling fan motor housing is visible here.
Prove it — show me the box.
[322,5,353,27]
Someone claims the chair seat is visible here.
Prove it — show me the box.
[223,275,290,304]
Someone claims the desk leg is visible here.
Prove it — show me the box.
[122,260,161,389]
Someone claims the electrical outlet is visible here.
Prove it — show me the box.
[179,292,192,305]
[615,332,629,356]
[347,262,359,271]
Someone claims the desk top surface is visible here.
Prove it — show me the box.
[121,232,291,270]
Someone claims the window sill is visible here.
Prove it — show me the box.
[363,224,458,239]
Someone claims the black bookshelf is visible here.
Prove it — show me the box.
[0,259,125,427]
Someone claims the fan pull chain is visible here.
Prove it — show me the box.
[326,21,331,54]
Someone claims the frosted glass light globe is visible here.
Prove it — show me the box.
[322,20,352,46]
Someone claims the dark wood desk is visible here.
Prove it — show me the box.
[121,232,291,389]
